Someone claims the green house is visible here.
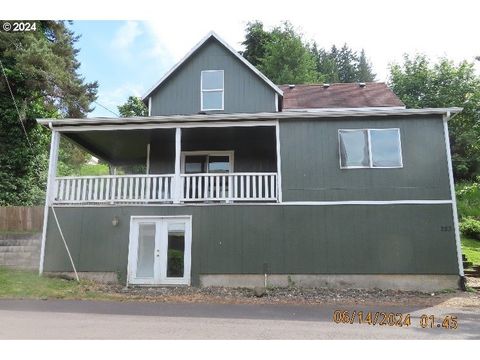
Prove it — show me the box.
[37,32,463,291]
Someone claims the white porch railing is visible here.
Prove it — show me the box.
[53,173,278,204]
[54,175,174,204]
[181,173,277,202]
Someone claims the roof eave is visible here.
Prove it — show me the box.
[37,107,463,129]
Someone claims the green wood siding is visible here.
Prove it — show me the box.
[43,204,459,285]
[150,38,277,115]
[279,116,451,201]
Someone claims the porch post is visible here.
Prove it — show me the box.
[39,129,60,274]
[173,127,182,203]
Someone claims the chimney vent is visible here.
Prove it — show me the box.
[323,83,330,89]
[288,84,295,89]
[359,82,366,88]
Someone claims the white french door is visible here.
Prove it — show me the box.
[127,216,192,286]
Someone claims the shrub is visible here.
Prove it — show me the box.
[459,217,480,240]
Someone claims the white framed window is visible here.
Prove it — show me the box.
[201,70,224,111]
[181,150,234,174]
[338,128,403,169]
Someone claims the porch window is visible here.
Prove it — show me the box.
[201,70,224,111]
[339,128,402,169]
[182,151,233,174]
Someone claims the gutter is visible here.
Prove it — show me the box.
[37,107,464,129]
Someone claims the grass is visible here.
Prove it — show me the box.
[0,267,111,300]
[461,236,480,266]
[456,180,480,266]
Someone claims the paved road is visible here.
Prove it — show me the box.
[0,299,479,339]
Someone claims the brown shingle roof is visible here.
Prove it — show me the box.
[279,82,405,110]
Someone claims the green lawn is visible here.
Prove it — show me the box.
[462,236,480,266]
[0,267,110,300]
[456,181,480,266]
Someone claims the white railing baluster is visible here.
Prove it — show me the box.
[52,173,278,204]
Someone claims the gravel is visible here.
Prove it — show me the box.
[90,283,480,308]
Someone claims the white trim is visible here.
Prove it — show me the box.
[146,143,151,175]
[173,128,181,204]
[443,115,464,276]
[127,215,192,286]
[51,120,278,133]
[287,106,407,112]
[180,150,234,173]
[200,70,224,111]
[52,199,453,208]
[38,107,463,128]
[141,31,283,100]
[338,128,403,169]
[39,130,60,274]
[148,97,152,116]
[275,121,283,203]
[275,93,279,112]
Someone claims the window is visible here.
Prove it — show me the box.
[182,151,233,174]
[201,70,224,111]
[339,128,402,169]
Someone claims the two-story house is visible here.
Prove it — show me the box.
[37,32,463,291]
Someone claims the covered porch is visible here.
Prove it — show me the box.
[49,123,280,205]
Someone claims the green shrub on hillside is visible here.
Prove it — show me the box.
[460,217,480,240]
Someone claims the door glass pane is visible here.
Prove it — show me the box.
[208,156,230,173]
[136,223,155,278]
[339,130,369,167]
[370,129,402,167]
[167,222,185,278]
[185,155,207,173]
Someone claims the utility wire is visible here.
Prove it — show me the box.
[0,59,33,149]
[93,100,120,117]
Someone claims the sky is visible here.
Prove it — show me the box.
[52,0,480,117]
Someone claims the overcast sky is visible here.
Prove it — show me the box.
[7,0,480,117]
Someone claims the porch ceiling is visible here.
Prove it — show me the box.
[64,129,174,165]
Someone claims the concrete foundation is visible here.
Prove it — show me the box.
[44,272,118,284]
[199,274,460,292]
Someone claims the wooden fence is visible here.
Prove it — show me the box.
[0,206,44,232]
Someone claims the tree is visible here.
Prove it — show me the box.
[256,22,318,84]
[118,96,148,117]
[241,20,376,84]
[357,49,376,82]
[389,54,480,179]
[240,21,272,68]
[0,21,98,205]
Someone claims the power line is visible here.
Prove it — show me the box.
[0,59,33,149]
[93,100,120,117]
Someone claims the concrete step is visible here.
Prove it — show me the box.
[0,239,40,247]
[0,264,38,271]
[0,245,40,253]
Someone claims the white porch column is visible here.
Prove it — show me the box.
[39,129,60,274]
[173,127,182,203]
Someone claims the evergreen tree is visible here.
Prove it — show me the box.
[336,44,358,82]
[240,21,272,67]
[357,49,376,82]
[0,21,98,205]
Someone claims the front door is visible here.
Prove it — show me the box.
[128,216,192,286]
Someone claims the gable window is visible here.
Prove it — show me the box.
[339,128,403,169]
[201,70,224,111]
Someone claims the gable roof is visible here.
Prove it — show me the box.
[279,82,405,110]
[142,31,283,101]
